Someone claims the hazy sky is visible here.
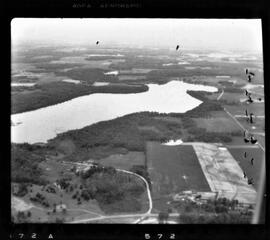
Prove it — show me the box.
[11,18,263,52]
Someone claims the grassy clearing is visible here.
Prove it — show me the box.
[38,158,72,183]
[138,125,162,136]
[99,152,145,170]
[12,160,149,222]
[194,117,241,133]
[12,141,150,222]
[12,181,105,223]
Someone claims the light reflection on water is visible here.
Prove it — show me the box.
[11,80,217,144]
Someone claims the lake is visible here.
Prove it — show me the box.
[11,80,217,143]
[11,83,36,87]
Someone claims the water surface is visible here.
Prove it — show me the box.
[11,80,217,143]
[11,83,36,87]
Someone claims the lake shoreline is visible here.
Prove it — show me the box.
[11,78,221,115]
[11,82,149,115]
[11,80,217,144]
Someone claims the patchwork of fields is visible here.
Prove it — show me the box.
[146,141,262,212]
[11,44,265,223]
[146,142,210,212]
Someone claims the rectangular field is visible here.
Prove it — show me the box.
[146,142,211,212]
[191,142,257,204]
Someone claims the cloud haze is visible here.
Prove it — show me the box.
[11,18,263,52]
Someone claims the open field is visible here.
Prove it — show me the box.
[237,117,265,135]
[191,142,257,204]
[12,167,149,223]
[194,117,240,133]
[146,142,211,212]
[11,45,265,223]
[12,192,104,223]
[12,147,150,222]
[99,152,145,170]
[146,140,261,212]
[225,103,265,119]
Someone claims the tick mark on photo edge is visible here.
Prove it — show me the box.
[10,18,265,225]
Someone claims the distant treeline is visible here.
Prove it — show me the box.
[12,82,92,114]
[11,82,149,114]
[91,84,148,94]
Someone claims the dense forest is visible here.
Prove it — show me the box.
[49,102,241,162]
[11,144,47,185]
[79,165,146,213]
[12,82,149,114]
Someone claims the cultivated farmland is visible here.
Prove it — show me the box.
[146,142,210,212]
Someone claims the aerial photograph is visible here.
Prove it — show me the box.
[11,18,265,224]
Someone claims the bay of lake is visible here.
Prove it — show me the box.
[11,80,217,143]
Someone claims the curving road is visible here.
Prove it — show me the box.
[12,165,153,224]
[116,169,153,214]
[67,168,153,223]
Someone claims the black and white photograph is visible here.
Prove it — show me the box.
[10,18,265,224]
